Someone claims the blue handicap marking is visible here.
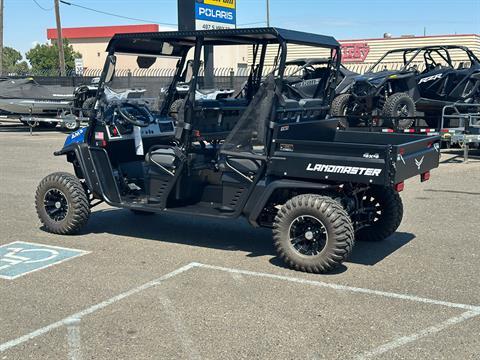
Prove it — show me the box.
[0,242,89,280]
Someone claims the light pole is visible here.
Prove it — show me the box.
[54,0,66,76]
[0,0,4,76]
[266,0,270,27]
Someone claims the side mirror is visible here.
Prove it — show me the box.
[104,55,116,83]
[137,56,157,69]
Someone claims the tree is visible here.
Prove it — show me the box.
[26,40,81,75]
[2,46,29,75]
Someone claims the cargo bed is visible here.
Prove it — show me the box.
[269,121,441,187]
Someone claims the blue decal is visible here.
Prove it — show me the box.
[195,3,236,25]
[0,242,89,280]
[64,127,88,148]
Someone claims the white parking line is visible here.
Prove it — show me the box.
[355,310,480,359]
[194,263,480,312]
[0,263,196,353]
[65,318,82,360]
[1,262,479,357]
[158,294,201,360]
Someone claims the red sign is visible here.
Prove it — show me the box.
[341,43,370,63]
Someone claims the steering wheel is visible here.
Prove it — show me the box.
[116,102,151,127]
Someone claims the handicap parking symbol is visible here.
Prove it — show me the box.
[0,242,89,280]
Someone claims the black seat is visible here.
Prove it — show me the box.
[147,148,176,168]
[300,98,326,120]
[277,99,303,122]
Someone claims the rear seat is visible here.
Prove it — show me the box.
[278,98,328,123]
[277,99,303,122]
[193,98,249,134]
[299,99,326,120]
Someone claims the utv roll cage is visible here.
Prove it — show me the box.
[368,45,480,73]
[93,28,341,137]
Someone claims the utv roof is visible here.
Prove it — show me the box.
[385,45,475,53]
[107,27,340,56]
[286,58,330,66]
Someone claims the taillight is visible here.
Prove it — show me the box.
[421,171,431,182]
[394,182,405,192]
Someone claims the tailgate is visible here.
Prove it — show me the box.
[393,135,441,183]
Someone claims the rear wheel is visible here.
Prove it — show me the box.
[330,94,351,129]
[169,99,184,120]
[382,92,416,130]
[82,97,96,118]
[273,195,354,273]
[35,172,90,235]
[355,186,403,242]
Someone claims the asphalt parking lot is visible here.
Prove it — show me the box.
[0,125,479,359]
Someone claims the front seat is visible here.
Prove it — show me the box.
[146,145,185,176]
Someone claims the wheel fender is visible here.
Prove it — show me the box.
[244,179,333,227]
[54,143,102,199]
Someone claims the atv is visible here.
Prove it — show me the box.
[331,45,480,129]
[35,28,441,274]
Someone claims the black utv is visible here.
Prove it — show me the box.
[332,45,480,129]
[35,28,441,274]
[282,58,357,100]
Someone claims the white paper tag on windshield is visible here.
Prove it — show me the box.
[134,126,144,156]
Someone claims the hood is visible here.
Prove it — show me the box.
[354,70,399,84]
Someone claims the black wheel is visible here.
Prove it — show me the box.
[382,93,416,129]
[130,209,155,216]
[35,172,90,235]
[330,94,351,129]
[169,99,184,120]
[82,97,96,118]
[273,195,354,274]
[355,186,403,242]
[62,113,80,131]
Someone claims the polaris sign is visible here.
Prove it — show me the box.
[195,1,236,30]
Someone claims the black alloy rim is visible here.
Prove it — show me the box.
[362,193,382,224]
[289,215,328,256]
[44,189,69,222]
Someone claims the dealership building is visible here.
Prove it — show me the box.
[47,24,480,74]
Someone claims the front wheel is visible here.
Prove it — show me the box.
[330,94,351,129]
[382,92,416,130]
[35,172,90,235]
[355,186,403,242]
[273,195,354,274]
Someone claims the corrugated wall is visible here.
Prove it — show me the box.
[249,34,480,74]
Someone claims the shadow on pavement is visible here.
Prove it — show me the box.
[440,149,480,163]
[63,208,415,272]
[424,189,480,196]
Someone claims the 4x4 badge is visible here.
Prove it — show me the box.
[415,156,425,170]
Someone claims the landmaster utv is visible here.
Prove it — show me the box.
[35,28,441,274]
[332,45,480,129]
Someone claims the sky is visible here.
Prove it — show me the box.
[4,0,480,57]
